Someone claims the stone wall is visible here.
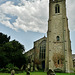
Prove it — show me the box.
[25,36,47,71]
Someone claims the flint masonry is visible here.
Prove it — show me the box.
[25,0,73,73]
[45,0,73,73]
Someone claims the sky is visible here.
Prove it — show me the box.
[0,0,75,54]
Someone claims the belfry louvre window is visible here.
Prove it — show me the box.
[55,4,60,13]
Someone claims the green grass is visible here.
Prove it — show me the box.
[0,72,75,75]
[56,73,75,75]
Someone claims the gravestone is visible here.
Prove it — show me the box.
[26,65,30,75]
[47,69,56,75]
[31,67,33,72]
[35,66,38,71]
[28,63,30,69]
[30,61,33,72]
[11,70,15,75]
[26,71,30,75]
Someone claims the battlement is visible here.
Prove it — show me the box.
[50,0,65,3]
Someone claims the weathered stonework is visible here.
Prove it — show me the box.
[45,0,73,73]
[25,0,74,73]
[25,36,47,70]
[72,54,75,68]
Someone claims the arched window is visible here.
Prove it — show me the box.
[39,40,46,59]
[56,36,60,41]
[39,46,46,59]
[55,4,60,13]
[39,47,41,59]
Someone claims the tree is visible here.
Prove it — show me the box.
[0,32,27,69]
[0,32,10,68]
[2,40,26,68]
[0,32,10,45]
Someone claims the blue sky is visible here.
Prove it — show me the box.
[0,0,75,54]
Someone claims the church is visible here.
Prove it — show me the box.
[25,0,73,73]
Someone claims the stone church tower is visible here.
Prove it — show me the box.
[45,0,73,73]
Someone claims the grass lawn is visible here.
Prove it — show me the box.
[0,72,75,75]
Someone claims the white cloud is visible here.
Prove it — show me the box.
[0,11,17,30]
[0,0,48,33]
[66,0,75,31]
[0,0,75,33]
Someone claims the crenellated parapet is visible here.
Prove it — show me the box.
[50,0,65,3]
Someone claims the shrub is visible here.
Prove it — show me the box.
[13,66,19,71]
[72,68,75,73]
[54,68,63,73]
[0,63,19,73]
[5,63,19,71]
[0,68,5,72]
[5,68,10,73]
[0,68,10,73]
[6,63,14,69]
